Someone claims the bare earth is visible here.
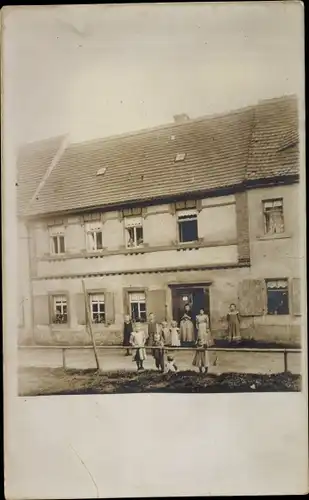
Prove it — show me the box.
[18,346,302,395]
[19,367,301,396]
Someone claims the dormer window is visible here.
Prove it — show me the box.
[175,153,186,162]
[96,167,107,176]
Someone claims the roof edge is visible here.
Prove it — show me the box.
[19,174,299,221]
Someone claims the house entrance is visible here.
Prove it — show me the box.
[170,285,210,326]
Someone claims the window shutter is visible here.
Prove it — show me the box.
[238,279,266,316]
[34,295,50,325]
[75,293,86,325]
[147,289,167,323]
[105,292,115,325]
[291,278,301,316]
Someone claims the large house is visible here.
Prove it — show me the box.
[17,95,302,346]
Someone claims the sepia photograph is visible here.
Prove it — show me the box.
[3,2,307,498]
[11,4,304,398]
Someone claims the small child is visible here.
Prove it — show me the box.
[192,336,208,373]
[170,320,181,347]
[123,314,133,356]
[153,330,165,372]
[161,321,171,346]
[166,355,178,373]
[129,319,147,371]
[227,303,241,343]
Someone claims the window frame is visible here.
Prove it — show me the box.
[262,198,285,236]
[49,292,70,325]
[124,288,148,323]
[176,208,199,243]
[49,225,66,255]
[265,278,290,316]
[124,216,144,248]
[89,293,106,324]
[85,221,104,252]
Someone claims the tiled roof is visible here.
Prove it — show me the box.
[246,94,299,181]
[18,95,299,218]
[17,135,68,216]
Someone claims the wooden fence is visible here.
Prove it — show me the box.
[18,344,301,373]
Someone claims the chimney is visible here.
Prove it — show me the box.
[173,113,190,123]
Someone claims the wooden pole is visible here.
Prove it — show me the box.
[62,348,66,370]
[284,349,288,373]
[82,280,100,371]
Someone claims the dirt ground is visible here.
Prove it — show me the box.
[19,367,301,396]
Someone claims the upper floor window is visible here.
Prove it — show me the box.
[50,225,65,254]
[89,294,105,323]
[52,295,68,324]
[129,292,147,322]
[125,217,144,248]
[266,279,289,315]
[263,199,284,235]
[177,208,198,243]
[85,222,103,251]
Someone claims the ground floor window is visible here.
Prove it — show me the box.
[129,292,147,322]
[52,295,68,323]
[89,294,105,323]
[266,279,289,315]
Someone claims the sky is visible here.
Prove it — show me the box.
[3,2,304,151]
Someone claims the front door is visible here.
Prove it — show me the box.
[171,286,210,326]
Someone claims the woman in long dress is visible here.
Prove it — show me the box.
[227,303,241,342]
[180,304,195,345]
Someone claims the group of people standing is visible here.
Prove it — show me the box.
[122,303,241,373]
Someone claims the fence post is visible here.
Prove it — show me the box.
[283,350,288,373]
[62,348,66,370]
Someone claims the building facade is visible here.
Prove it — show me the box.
[17,95,302,345]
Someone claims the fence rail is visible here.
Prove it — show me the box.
[19,344,301,373]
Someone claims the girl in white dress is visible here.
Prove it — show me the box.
[170,320,181,347]
[129,320,147,371]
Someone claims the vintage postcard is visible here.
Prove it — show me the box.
[3,2,307,498]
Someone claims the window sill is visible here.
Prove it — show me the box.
[266,313,290,317]
[257,233,292,241]
[39,239,237,261]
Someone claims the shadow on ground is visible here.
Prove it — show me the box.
[19,367,301,396]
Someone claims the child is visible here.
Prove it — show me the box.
[129,319,147,371]
[165,355,178,373]
[161,321,171,346]
[227,303,241,343]
[147,312,159,355]
[170,320,181,347]
[192,336,208,373]
[123,314,133,356]
[153,329,165,372]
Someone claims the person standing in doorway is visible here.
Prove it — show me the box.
[123,314,133,356]
[180,303,195,345]
[227,304,242,343]
[130,319,147,371]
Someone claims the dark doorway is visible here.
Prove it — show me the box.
[171,286,210,326]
